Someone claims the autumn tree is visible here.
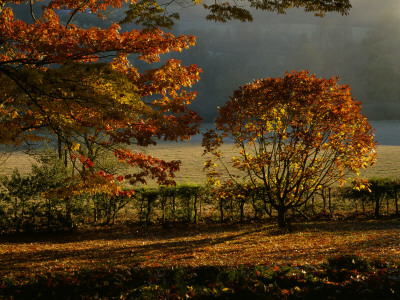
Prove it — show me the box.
[203,71,376,228]
[0,0,357,197]
[0,0,202,196]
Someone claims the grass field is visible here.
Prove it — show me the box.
[1,144,400,185]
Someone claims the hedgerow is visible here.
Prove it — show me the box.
[1,157,399,233]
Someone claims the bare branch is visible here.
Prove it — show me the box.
[30,0,37,22]
[66,0,90,26]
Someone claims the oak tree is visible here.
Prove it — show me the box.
[203,70,376,227]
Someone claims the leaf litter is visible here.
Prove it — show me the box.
[0,220,399,280]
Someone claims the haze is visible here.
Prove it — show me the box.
[11,0,400,121]
[172,0,400,122]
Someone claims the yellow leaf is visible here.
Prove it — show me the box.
[70,143,80,151]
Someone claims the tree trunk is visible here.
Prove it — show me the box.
[261,193,272,218]
[239,200,245,223]
[193,194,198,224]
[219,199,224,222]
[277,206,287,228]
[199,196,202,220]
[252,195,258,219]
[58,136,63,160]
[395,187,399,215]
[185,197,191,223]
[64,149,68,167]
[374,196,380,217]
[161,196,166,223]
[172,195,176,221]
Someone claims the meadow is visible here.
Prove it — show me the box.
[2,144,400,185]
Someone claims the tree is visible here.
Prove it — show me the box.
[0,0,202,195]
[203,70,376,227]
[123,0,351,26]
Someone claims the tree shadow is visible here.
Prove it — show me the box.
[0,227,264,274]
[292,219,400,233]
[1,219,399,276]
[0,222,271,245]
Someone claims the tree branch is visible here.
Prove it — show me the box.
[30,0,37,22]
[66,0,90,26]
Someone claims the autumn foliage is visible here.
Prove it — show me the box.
[0,0,201,194]
[203,71,377,227]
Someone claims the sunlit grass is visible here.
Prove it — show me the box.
[2,144,399,185]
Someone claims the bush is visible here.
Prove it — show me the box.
[340,178,400,216]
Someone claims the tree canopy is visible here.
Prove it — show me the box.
[0,0,359,196]
[203,70,376,227]
[0,0,201,194]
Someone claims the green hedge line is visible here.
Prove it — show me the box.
[1,157,399,233]
[339,178,400,217]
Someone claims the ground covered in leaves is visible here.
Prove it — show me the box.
[1,219,399,299]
